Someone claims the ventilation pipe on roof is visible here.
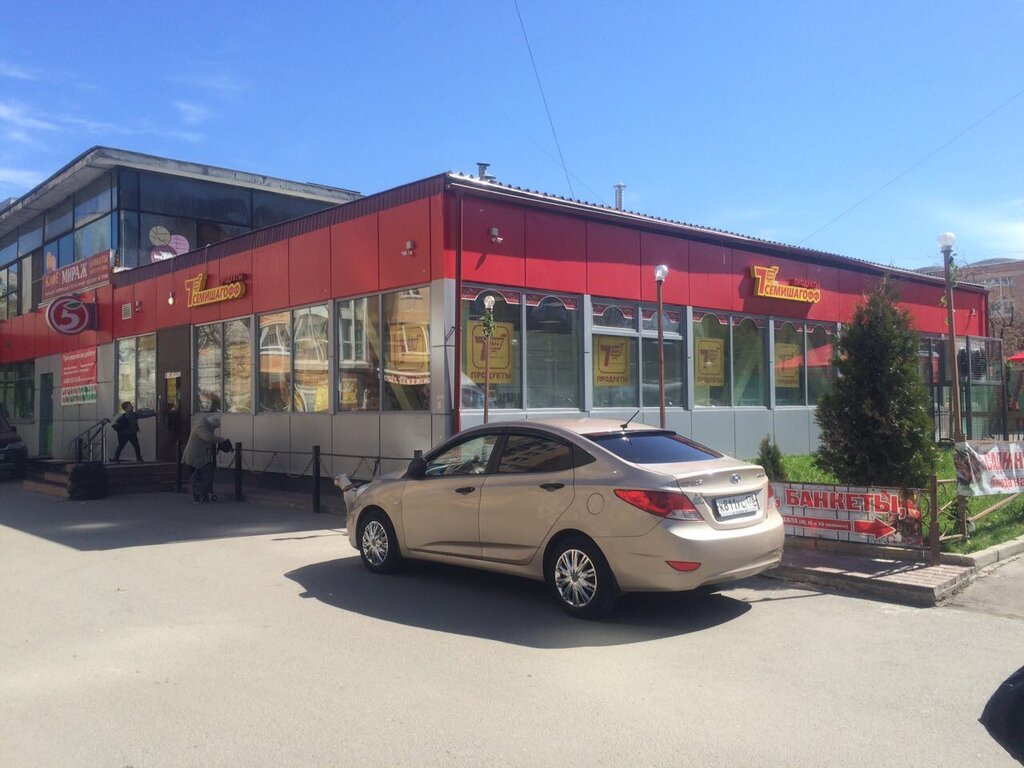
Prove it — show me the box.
[476,162,495,182]
[614,183,626,210]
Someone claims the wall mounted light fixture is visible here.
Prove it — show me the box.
[489,227,503,244]
[167,290,176,306]
[401,240,416,257]
[134,300,143,313]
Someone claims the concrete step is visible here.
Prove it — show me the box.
[22,479,67,498]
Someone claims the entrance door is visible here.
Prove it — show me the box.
[156,326,191,462]
[39,373,53,457]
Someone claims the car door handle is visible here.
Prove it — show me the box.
[454,486,476,495]
[539,482,565,492]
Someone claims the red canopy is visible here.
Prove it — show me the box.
[1008,351,1024,364]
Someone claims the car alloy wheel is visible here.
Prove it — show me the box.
[554,548,598,608]
[547,535,618,619]
[357,511,403,574]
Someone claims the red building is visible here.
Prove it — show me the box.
[0,166,992,476]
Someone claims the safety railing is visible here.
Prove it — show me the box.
[175,441,414,515]
[69,418,111,464]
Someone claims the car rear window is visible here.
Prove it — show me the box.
[586,432,721,464]
[0,413,11,434]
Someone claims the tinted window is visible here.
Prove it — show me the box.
[425,434,500,476]
[497,434,573,474]
[586,432,720,464]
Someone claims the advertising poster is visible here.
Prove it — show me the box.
[775,342,800,388]
[60,347,98,406]
[955,441,1024,496]
[594,335,629,387]
[774,481,924,547]
[695,337,725,387]
[466,321,514,383]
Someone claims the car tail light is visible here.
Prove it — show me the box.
[767,482,776,510]
[614,489,704,521]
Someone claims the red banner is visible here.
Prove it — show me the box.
[42,251,111,303]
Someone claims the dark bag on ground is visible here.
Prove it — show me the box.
[67,461,108,500]
[981,665,1024,762]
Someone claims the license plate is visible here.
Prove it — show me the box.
[715,493,759,518]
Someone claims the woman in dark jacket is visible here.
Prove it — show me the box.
[111,401,155,463]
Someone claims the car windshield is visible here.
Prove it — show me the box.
[586,431,721,464]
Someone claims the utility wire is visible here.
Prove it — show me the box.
[799,87,1024,246]
[513,0,575,198]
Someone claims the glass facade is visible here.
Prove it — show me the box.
[526,294,580,408]
[338,297,381,411]
[461,289,522,409]
[383,289,431,411]
[693,312,730,406]
[256,305,329,413]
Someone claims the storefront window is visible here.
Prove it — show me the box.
[259,311,292,412]
[807,325,835,405]
[338,296,381,411]
[224,318,253,413]
[641,337,686,407]
[693,312,730,406]
[733,317,766,406]
[116,339,136,408]
[593,334,638,407]
[116,335,156,411]
[461,288,522,409]
[294,305,330,412]
[593,301,637,331]
[0,362,34,419]
[74,174,113,227]
[774,321,804,406]
[526,294,580,409]
[383,288,431,411]
[195,324,223,411]
[136,335,157,411]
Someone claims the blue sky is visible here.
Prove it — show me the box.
[1,1,1021,270]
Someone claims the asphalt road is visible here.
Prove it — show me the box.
[1,481,1021,767]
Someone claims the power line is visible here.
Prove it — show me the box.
[513,0,575,198]
[799,87,1024,246]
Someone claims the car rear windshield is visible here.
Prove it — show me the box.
[586,431,721,464]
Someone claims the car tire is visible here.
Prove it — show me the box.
[546,535,619,619]
[357,510,403,574]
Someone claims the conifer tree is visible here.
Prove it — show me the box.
[815,281,937,487]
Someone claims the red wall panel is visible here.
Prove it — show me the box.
[289,228,332,307]
[111,285,135,340]
[805,264,839,323]
[524,210,587,294]
[131,280,158,335]
[250,242,290,313]
[154,273,190,330]
[429,195,446,281]
[688,241,733,310]
[460,199,526,287]
[587,221,641,300]
[379,199,431,290]
[331,216,379,298]
[640,232,690,306]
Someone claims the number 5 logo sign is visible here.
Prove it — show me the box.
[46,296,96,335]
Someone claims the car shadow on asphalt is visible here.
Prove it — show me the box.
[285,557,753,648]
[0,482,342,551]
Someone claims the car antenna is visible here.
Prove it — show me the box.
[620,408,641,430]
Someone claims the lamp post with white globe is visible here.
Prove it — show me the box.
[655,265,669,428]
[939,232,963,443]
[482,294,496,424]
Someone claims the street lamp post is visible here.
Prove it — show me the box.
[482,294,496,424]
[939,232,963,443]
[654,264,669,428]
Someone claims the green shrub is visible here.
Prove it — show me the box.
[756,435,787,481]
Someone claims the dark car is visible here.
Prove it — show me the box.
[0,412,28,477]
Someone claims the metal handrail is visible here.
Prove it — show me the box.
[69,417,111,463]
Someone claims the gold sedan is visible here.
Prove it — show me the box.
[347,418,784,618]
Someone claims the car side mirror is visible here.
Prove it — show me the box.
[407,456,427,479]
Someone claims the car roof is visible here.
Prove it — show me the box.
[464,417,662,438]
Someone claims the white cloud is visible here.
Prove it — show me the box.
[174,101,213,125]
[0,61,34,80]
[0,102,57,131]
[167,73,243,93]
[0,167,43,189]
